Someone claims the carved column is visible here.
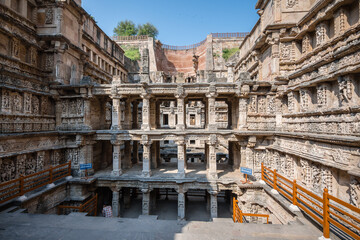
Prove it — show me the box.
[141,94,151,130]
[238,98,248,129]
[175,85,187,131]
[55,98,62,128]
[141,188,151,215]
[177,187,187,221]
[111,140,123,176]
[111,187,121,217]
[208,135,217,179]
[176,137,187,178]
[141,136,152,177]
[111,97,122,130]
[275,96,282,130]
[176,97,186,130]
[209,190,218,219]
[207,95,218,131]
[226,62,235,83]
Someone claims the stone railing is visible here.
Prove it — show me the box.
[162,39,207,51]
[212,32,249,38]
[112,35,148,41]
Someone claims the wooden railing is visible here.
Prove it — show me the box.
[57,194,98,216]
[0,162,71,204]
[233,197,269,224]
[261,163,360,240]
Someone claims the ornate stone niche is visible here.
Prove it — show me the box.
[317,84,329,108]
[302,34,311,54]
[248,95,257,113]
[338,75,353,105]
[315,23,329,47]
[299,89,310,112]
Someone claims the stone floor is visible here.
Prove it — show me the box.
[0,210,322,240]
[95,163,248,182]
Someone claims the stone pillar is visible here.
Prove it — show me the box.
[275,96,282,130]
[226,62,235,83]
[83,98,91,129]
[124,98,132,130]
[176,137,187,178]
[111,187,121,217]
[209,190,218,219]
[141,188,151,215]
[177,188,187,221]
[141,95,151,130]
[208,135,217,179]
[77,136,94,176]
[207,95,218,131]
[132,101,139,129]
[123,141,132,169]
[238,98,248,129]
[111,97,122,130]
[141,136,151,177]
[240,144,247,168]
[176,97,186,130]
[111,140,123,176]
[55,98,62,128]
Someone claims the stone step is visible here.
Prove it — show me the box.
[0,206,19,214]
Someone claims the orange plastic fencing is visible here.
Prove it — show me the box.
[233,197,269,224]
[0,162,71,204]
[261,163,360,239]
[58,194,98,216]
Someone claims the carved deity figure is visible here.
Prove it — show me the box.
[249,96,257,113]
[312,165,321,193]
[2,90,10,111]
[13,93,22,113]
[338,76,352,103]
[350,178,360,207]
[317,85,327,107]
[193,54,199,74]
[258,96,266,113]
[32,96,39,114]
[45,8,54,24]
[302,35,310,54]
[286,0,297,8]
[316,25,325,47]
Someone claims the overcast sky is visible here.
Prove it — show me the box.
[82,0,259,46]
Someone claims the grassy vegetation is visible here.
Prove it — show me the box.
[222,48,239,61]
[121,45,141,61]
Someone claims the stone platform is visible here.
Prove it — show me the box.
[0,211,322,240]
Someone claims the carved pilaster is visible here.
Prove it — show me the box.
[176,137,187,178]
[141,94,151,130]
[207,134,218,179]
[111,140,123,176]
[141,135,152,177]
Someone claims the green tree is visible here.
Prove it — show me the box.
[138,23,159,38]
[113,20,138,36]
